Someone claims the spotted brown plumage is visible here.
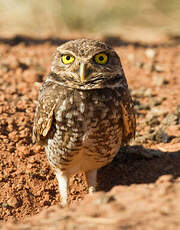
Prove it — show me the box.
[33,38,136,206]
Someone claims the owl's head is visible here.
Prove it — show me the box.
[49,39,124,89]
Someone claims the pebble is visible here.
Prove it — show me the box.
[132,87,146,97]
[2,203,9,208]
[152,75,168,86]
[154,65,164,73]
[136,61,144,69]
[151,128,169,143]
[150,107,168,116]
[143,63,154,72]
[145,114,160,127]
[94,193,115,205]
[144,88,152,97]
[156,175,174,184]
[150,98,162,107]
[7,196,18,208]
[134,134,150,144]
[134,104,150,111]
[133,88,152,98]
[162,113,179,126]
[127,53,135,61]
[145,48,157,58]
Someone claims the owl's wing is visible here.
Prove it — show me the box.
[119,87,136,145]
[32,81,58,144]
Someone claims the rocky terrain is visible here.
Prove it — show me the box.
[0,36,180,230]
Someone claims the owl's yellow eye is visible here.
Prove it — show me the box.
[94,53,108,65]
[61,54,75,64]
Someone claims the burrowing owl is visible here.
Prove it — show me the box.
[33,38,136,206]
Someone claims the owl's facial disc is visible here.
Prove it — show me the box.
[52,44,121,87]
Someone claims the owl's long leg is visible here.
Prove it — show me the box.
[86,170,97,194]
[55,169,69,206]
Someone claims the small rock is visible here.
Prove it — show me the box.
[7,196,18,208]
[162,113,179,126]
[152,75,168,86]
[143,63,154,72]
[152,128,169,143]
[127,53,135,61]
[156,175,173,184]
[145,114,160,127]
[136,61,144,69]
[134,134,150,144]
[34,82,42,87]
[134,103,150,111]
[144,88,152,97]
[0,63,10,72]
[145,48,157,58]
[94,193,115,205]
[133,88,152,98]
[2,203,9,208]
[150,107,168,116]
[132,87,146,97]
[154,65,164,73]
[150,98,162,107]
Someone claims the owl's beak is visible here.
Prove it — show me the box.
[79,63,85,83]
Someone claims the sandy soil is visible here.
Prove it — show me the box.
[0,36,180,230]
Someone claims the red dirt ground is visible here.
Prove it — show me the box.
[0,36,180,230]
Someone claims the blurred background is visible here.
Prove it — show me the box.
[0,0,180,42]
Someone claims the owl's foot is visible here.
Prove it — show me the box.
[86,170,97,194]
[55,169,69,207]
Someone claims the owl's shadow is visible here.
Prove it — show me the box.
[97,145,180,192]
